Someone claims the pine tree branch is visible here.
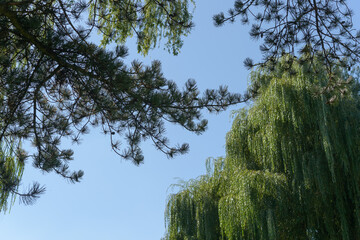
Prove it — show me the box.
[0,5,104,81]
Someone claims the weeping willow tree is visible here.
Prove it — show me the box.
[164,56,360,240]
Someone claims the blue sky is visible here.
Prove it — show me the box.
[1,1,359,239]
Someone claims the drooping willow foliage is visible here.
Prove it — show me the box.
[164,56,360,240]
[0,139,24,213]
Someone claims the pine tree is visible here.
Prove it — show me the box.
[0,0,249,206]
[164,56,360,239]
[213,0,360,77]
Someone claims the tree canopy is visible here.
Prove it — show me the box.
[214,0,360,77]
[2,0,360,212]
[164,56,360,239]
[0,0,250,206]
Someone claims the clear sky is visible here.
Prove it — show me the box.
[1,1,359,239]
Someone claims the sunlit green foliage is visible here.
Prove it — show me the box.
[90,0,195,55]
[0,140,24,213]
[165,56,360,239]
